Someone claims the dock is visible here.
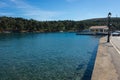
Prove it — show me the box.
[76,32,108,35]
[91,36,120,80]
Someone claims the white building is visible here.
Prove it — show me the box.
[90,26,108,33]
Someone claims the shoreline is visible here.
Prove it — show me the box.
[0,31,76,34]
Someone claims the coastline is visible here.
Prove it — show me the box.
[91,36,120,80]
[0,31,75,34]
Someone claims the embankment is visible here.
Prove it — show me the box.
[91,37,119,80]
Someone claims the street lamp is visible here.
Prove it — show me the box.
[107,12,112,42]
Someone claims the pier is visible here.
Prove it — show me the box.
[76,26,108,35]
[91,36,120,80]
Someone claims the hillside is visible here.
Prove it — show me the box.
[81,17,120,30]
[0,16,120,33]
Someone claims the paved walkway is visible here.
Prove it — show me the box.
[111,36,120,54]
[91,36,120,80]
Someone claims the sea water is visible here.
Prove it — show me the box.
[0,33,100,80]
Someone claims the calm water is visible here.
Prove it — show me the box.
[0,33,100,80]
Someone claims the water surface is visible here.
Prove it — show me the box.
[0,33,100,80]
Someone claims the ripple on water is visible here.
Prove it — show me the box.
[0,33,100,80]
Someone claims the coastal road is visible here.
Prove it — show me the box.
[92,36,120,80]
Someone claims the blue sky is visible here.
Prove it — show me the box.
[0,0,120,21]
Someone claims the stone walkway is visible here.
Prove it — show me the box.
[111,36,120,54]
[91,36,120,80]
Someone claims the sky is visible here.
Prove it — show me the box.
[0,0,120,21]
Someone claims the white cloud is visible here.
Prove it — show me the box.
[66,0,79,2]
[9,0,61,20]
[0,12,14,16]
[0,1,7,7]
[10,0,16,2]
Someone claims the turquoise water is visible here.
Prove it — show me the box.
[0,33,100,80]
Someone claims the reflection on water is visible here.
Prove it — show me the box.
[0,33,100,80]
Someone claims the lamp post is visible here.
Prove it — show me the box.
[107,12,112,43]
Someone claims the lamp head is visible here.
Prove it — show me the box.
[108,12,112,17]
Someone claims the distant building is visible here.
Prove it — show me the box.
[76,26,108,35]
[90,26,108,33]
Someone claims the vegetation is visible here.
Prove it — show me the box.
[0,16,120,33]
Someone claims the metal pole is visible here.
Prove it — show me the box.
[107,12,111,43]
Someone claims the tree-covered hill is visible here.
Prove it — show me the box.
[82,17,120,29]
[0,16,120,33]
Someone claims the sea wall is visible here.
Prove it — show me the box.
[91,37,119,80]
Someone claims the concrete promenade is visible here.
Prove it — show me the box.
[91,36,120,80]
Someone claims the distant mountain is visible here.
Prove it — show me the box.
[79,17,120,30]
[82,17,120,22]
